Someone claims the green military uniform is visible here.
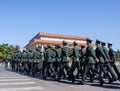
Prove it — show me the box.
[102,42,117,83]
[11,53,15,71]
[21,50,28,73]
[27,50,34,74]
[14,52,19,71]
[58,41,70,81]
[68,41,80,83]
[80,45,86,76]
[42,47,48,79]
[96,40,113,85]
[44,44,55,78]
[5,54,12,68]
[33,47,43,76]
[17,51,22,72]
[108,43,120,80]
[54,44,62,75]
[81,39,96,85]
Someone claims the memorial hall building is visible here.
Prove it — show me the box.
[25,32,88,51]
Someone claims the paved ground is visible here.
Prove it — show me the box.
[0,63,120,91]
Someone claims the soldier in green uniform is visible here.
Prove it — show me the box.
[79,45,86,77]
[68,41,80,83]
[108,43,120,80]
[17,51,22,72]
[95,40,114,85]
[11,52,15,71]
[14,52,18,71]
[57,41,70,82]
[54,44,62,76]
[42,46,48,79]
[5,53,12,69]
[33,46,43,76]
[27,50,34,74]
[44,44,55,79]
[101,42,118,83]
[22,50,28,74]
[80,38,99,85]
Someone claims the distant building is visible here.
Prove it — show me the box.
[25,32,88,51]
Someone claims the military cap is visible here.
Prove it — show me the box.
[86,38,92,43]
[47,44,52,48]
[101,42,106,46]
[81,45,85,48]
[36,47,39,50]
[23,50,26,52]
[29,49,32,52]
[73,41,78,45]
[62,40,67,45]
[37,46,41,48]
[108,43,112,46]
[56,44,61,48]
[96,39,101,44]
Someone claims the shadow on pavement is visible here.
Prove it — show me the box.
[90,83,120,90]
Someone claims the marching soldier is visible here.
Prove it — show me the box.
[57,41,70,82]
[54,44,62,76]
[44,44,55,78]
[33,46,43,76]
[27,50,34,74]
[68,41,80,83]
[108,43,120,81]
[42,46,48,79]
[101,42,118,83]
[80,45,86,76]
[22,50,28,74]
[17,51,22,72]
[14,52,18,71]
[80,38,99,85]
[95,40,114,85]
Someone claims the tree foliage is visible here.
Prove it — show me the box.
[115,50,120,62]
[0,44,20,59]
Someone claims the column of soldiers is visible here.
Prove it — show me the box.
[5,39,120,85]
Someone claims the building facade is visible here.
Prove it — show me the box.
[25,32,88,52]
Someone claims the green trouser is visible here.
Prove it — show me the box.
[24,62,29,73]
[82,64,95,82]
[98,63,113,83]
[105,62,118,80]
[15,61,19,71]
[27,62,32,74]
[32,62,43,76]
[58,62,70,80]
[69,62,80,80]
[111,62,120,79]
[54,58,61,74]
[44,62,54,77]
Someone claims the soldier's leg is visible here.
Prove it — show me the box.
[106,63,117,81]
[89,64,95,82]
[57,63,64,82]
[112,63,120,80]
[99,63,106,85]
[72,62,79,83]
[99,63,113,85]
[81,64,90,85]
[68,62,74,80]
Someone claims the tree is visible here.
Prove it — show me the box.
[0,44,20,59]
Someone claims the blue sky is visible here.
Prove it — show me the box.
[0,0,120,50]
